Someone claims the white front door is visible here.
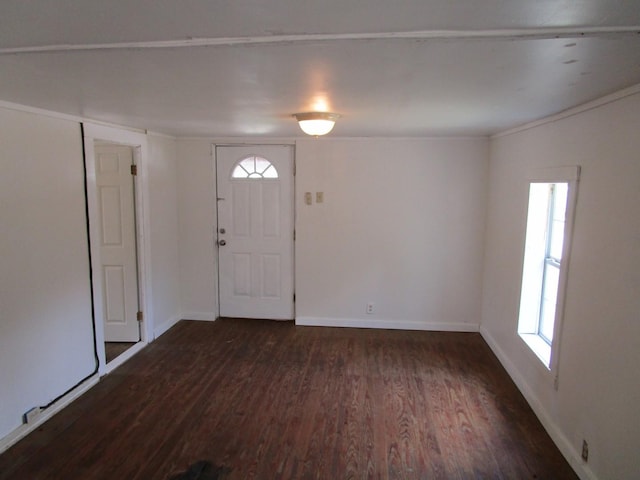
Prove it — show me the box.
[216,145,294,319]
[95,144,140,342]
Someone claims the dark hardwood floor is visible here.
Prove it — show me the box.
[0,319,578,479]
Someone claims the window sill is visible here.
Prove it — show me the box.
[519,333,551,369]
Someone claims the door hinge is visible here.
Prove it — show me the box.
[293,293,296,303]
[293,229,296,241]
[131,164,138,176]
[136,311,143,322]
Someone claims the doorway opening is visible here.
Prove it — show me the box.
[83,123,152,375]
[93,142,141,364]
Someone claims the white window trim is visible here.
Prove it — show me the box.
[518,166,580,388]
[520,332,552,367]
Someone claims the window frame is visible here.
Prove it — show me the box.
[231,155,279,179]
[537,183,566,345]
[517,166,580,386]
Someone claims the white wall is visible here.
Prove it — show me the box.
[0,107,96,440]
[176,139,217,320]
[147,134,182,337]
[295,137,488,329]
[481,91,640,480]
[176,137,489,329]
[0,108,183,447]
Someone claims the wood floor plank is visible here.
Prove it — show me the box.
[0,319,579,480]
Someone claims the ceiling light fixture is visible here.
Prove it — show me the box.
[293,112,340,136]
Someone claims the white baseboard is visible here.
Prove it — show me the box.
[479,326,597,480]
[154,315,182,339]
[180,312,217,321]
[2,340,151,452]
[295,316,479,332]
[0,375,100,455]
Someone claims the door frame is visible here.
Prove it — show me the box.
[213,143,296,320]
[83,123,153,375]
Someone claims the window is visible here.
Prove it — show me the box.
[231,156,278,179]
[518,167,579,373]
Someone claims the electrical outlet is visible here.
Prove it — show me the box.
[366,303,374,314]
[23,407,41,424]
[581,440,589,462]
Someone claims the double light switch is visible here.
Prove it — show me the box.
[305,192,324,205]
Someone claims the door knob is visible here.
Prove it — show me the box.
[219,239,226,246]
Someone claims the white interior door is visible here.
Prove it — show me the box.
[216,145,294,319]
[95,144,140,342]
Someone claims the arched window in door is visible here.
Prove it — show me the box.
[231,155,278,179]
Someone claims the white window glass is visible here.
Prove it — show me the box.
[518,181,571,368]
[262,165,278,178]
[231,156,279,179]
[549,183,567,260]
[539,263,559,342]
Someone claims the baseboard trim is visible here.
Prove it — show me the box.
[0,375,100,455]
[479,326,597,480]
[154,315,182,339]
[296,316,479,332]
[180,312,217,321]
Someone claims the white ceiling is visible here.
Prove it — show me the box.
[1,0,639,137]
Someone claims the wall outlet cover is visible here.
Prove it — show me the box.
[23,407,41,424]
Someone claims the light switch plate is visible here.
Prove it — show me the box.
[316,192,324,203]
[305,192,312,205]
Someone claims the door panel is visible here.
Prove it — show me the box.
[262,184,280,237]
[217,145,294,319]
[95,144,140,342]
[261,254,281,297]
[99,186,123,245]
[104,265,126,322]
[232,253,252,296]
[232,184,251,236]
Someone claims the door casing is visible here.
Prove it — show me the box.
[83,124,153,374]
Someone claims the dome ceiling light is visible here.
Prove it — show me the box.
[293,112,340,136]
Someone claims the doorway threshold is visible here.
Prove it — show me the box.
[104,341,146,375]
